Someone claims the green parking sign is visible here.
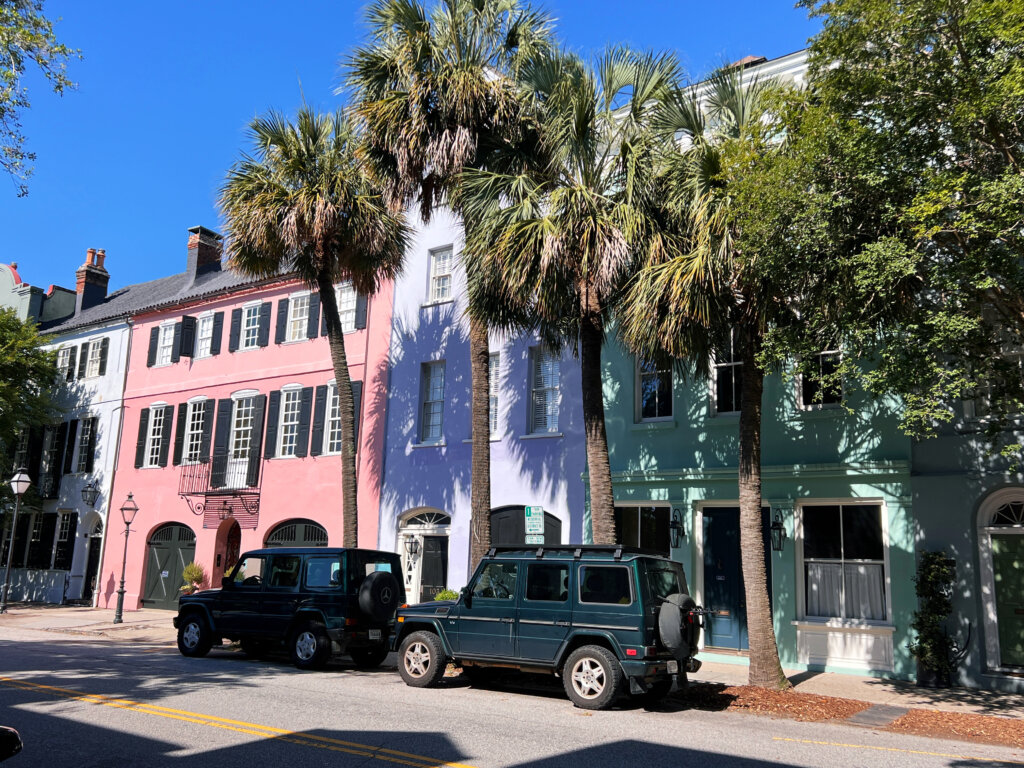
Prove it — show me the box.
[525,506,545,535]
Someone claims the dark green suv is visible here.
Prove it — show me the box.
[393,546,703,710]
[174,547,403,670]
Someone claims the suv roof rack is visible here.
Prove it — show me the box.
[485,545,668,559]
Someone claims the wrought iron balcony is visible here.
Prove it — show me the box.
[178,461,260,530]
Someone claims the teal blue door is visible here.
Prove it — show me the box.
[702,507,771,651]
[518,561,572,662]
[454,560,519,657]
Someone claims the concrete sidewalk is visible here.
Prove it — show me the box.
[3,604,1022,719]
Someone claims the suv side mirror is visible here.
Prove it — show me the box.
[460,586,472,608]
[0,726,22,762]
[221,576,233,589]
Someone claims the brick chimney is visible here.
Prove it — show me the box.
[186,225,223,288]
[75,247,110,314]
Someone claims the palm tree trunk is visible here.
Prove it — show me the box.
[317,272,359,548]
[468,312,492,570]
[738,334,790,690]
[580,287,615,544]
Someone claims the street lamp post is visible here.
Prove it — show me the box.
[113,493,139,624]
[0,468,32,614]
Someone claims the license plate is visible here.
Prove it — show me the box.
[667,660,679,674]
[368,629,381,641]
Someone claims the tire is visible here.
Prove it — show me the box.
[562,645,624,711]
[397,631,446,688]
[640,677,674,704]
[289,621,332,670]
[358,570,402,622]
[658,593,698,658]
[350,645,390,669]
[177,614,213,658]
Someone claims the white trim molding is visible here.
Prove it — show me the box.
[977,486,1024,674]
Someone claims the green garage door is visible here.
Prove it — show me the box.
[142,524,196,610]
[993,534,1024,668]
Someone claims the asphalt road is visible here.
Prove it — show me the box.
[0,627,1021,768]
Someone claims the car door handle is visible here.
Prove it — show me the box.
[555,620,570,627]
[501,617,515,624]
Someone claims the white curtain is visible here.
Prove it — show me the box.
[845,563,886,620]
[806,563,843,618]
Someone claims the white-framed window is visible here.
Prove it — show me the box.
[420,361,446,443]
[194,313,215,358]
[336,282,358,332]
[636,359,672,421]
[241,303,261,350]
[287,294,310,342]
[85,338,104,377]
[800,350,843,409]
[56,347,73,380]
[277,386,303,457]
[145,405,167,468]
[39,426,58,486]
[75,418,94,473]
[324,382,343,454]
[230,395,255,460]
[155,324,175,367]
[530,347,559,434]
[183,398,207,463]
[801,503,887,621]
[489,353,500,437]
[965,324,1024,418]
[12,429,28,468]
[428,246,454,303]
[712,330,742,415]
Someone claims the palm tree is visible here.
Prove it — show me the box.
[348,0,552,568]
[618,67,793,689]
[459,48,682,544]
[220,108,410,548]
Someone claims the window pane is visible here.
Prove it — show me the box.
[614,507,640,548]
[268,555,301,588]
[841,505,884,560]
[472,562,517,599]
[844,563,886,620]
[805,562,843,618]
[640,506,670,557]
[306,557,342,588]
[580,566,631,604]
[646,563,686,602]
[526,563,568,602]
[803,505,842,559]
[232,556,265,586]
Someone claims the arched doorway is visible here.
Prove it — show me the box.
[264,519,328,548]
[399,509,450,603]
[142,523,196,610]
[490,506,562,546]
[213,518,241,583]
[979,490,1024,670]
[81,518,103,603]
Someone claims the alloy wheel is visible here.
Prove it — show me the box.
[404,641,431,678]
[571,657,606,699]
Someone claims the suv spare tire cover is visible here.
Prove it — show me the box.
[358,570,401,622]
[658,593,697,657]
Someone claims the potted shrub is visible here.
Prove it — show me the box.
[908,551,959,688]
[433,589,459,601]
[180,562,208,596]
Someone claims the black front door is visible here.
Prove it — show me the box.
[702,507,771,651]
[82,535,102,602]
[418,536,448,603]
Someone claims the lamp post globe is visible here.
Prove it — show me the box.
[1,468,31,614]
[113,493,139,624]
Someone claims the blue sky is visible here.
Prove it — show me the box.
[4,1,819,294]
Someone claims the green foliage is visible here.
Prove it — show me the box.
[433,588,459,601]
[1,0,79,196]
[908,551,957,678]
[180,561,207,593]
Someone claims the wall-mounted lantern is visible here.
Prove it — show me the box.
[669,508,685,549]
[80,481,99,507]
[770,511,788,552]
[404,538,421,557]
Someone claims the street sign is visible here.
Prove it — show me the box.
[524,506,545,535]
[525,534,545,545]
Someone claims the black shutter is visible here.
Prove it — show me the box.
[180,316,196,357]
[355,294,368,330]
[228,308,242,352]
[210,312,224,356]
[26,428,42,476]
[257,302,272,347]
[146,328,159,367]
[307,294,321,339]
[158,405,174,467]
[275,299,289,344]
[171,322,183,363]
[134,409,150,468]
[246,394,267,487]
[264,391,281,459]
[97,337,110,376]
[61,420,78,475]
[84,417,97,473]
[53,514,78,571]
[28,513,58,569]
[210,399,233,487]
[54,422,68,481]
[321,304,329,336]
[78,342,89,378]
[199,400,214,462]
[310,385,328,457]
[295,387,313,458]
[352,380,364,443]
[172,403,188,466]
[65,345,77,382]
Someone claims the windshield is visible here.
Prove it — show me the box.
[646,561,688,602]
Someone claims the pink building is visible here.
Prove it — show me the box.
[98,227,393,611]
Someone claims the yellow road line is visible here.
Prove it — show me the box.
[773,736,1024,764]
[0,677,477,768]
